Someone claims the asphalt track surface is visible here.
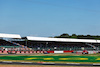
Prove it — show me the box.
[0,61,100,66]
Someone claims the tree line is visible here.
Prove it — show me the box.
[54,33,100,40]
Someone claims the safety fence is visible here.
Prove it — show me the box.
[0,50,74,54]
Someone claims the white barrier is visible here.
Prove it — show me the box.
[88,51,98,54]
[54,51,63,53]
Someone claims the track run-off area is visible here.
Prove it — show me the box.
[0,53,100,63]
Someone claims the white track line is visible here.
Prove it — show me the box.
[2,61,100,66]
[42,62,55,64]
[93,63,100,65]
[2,61,12,63]
[66,63,80,65]
[20,62,32,63]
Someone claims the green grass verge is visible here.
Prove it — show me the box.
[0,53,100,63]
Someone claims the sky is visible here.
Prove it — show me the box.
[0,0,100,37]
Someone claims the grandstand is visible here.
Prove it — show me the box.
[0,33,100,54]
[0,33,24,51]
[0,39,19,48]
[15,36,100,51]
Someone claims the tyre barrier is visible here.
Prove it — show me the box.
[25,51,29,54]
[0,50,76,54]
[76,52,82,54]
[8,50,11,54]
[16,51,20,54]
[33,51,36,53]
[29,51,33,53]
[37,51,40,53]
[11,51,16,54]
[0,50,2,53]
[21,51,25,54]
[3,50,8,54]
[40,51,44,53]
[76,51,83,54]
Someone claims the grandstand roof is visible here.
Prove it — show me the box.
[0,33,21,39]
[26,36,100,43]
